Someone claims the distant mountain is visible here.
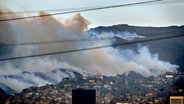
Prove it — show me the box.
[89,24,184,37]
[0,88,9,104]
[0,83,16,94]
[89,24,184,71]
[0,88,8,97]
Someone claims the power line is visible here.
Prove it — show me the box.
[1,0,183,15]
[0,33,183,61]
[0,6,101,15]
[0,36,114,46]
[138,0,184,5]
[0,0,164,22]
[0,30,182,46]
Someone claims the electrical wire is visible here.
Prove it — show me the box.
[136,0,184,6]
[0,0,164,22]
[1,0,183,15]
[0,6,101,15]
[0,33,183,61]
[0,36,114,46]
[0,30,183,46]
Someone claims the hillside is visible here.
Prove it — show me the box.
[2,70,184,104]
[1,24,184,103]
[89,24,184,71]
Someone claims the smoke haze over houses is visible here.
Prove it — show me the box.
[0,7,180,92]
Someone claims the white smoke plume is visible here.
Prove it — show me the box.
[0,7,179,93]
[89,31,145,41]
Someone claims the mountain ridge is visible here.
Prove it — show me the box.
[89,24,184,71]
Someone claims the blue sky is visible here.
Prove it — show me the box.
[1,0,184,28]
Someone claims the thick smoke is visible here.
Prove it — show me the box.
[0,8,179,93]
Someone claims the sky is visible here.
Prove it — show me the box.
[0,0,184,28]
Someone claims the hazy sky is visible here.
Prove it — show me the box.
[0,0,184,28]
